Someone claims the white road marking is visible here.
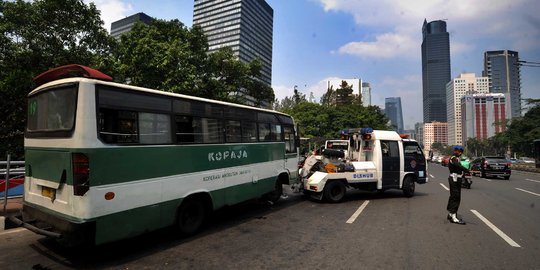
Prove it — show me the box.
[346,200,370,224]
[515,188,540,197]
[525,179,540,183]
[0,227,27,236]
[484,178,492,182]
[470,210,521,248]
[429,174,435,178]
[439,183,449,191]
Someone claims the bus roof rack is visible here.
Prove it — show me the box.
[33,64,113,86]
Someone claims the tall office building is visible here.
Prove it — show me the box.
[193,0,273,86]
[385,97,404,133]
[446,73,489,146]
[361,82,372,106]
[423,122,448,152]
[461,93,507,142]
[483,50,521,118]
[421,19,451,122]
[111,12,154,39]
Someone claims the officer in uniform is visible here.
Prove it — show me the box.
[447,145,470,224]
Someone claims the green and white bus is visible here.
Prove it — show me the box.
[16,65,299,245]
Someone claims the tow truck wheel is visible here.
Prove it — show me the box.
[402,176,415,197]
[324,181,346,203]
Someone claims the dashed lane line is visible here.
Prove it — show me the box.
[515,188,540,197]
[525,179,540,183]
[346,200,370,224]
[439,183,449,191]
[429,174,435,178]
[470,210,521,248]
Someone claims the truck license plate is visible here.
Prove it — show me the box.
[41,186,56,199]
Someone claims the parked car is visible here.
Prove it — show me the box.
[519,157,535,164]
[471,156,511,180]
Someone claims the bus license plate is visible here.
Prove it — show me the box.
[41,186,56,199]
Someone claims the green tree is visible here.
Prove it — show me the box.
[505,102,540,157]
[335,80,354,106]
[320,85,335,106]
[0,0,114,159]
[114,21,274,105]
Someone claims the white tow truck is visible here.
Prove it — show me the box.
[300,128,428,202]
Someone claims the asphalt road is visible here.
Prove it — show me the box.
[1,164,539,270]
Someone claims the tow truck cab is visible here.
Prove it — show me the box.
[301,128,428,202]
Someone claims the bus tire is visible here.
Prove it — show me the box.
[402,176,415,197]
[263,179,283,203]
[176,198,206,236]
[324,181,346,203]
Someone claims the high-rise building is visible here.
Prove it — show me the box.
[385,97,404,133]
[446,73,489,146]
[423,122,448,152]
[461,93,507,143]
[111,12,154,39]
[193,0,273,86]
[415,122,424,148]
[483,50,521,118]
[361,82,372,106]
[421,19,451,123]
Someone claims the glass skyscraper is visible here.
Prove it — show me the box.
[483,50,521,118]
[421,19,451,123]
[193,0,273,86]
[111,12,154,39]
[385,97,404,134]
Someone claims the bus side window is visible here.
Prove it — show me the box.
[138,112,172,144]
[225,120,242,143]
[98,108,139,144]
[270,124,282,141]
[175,115,195,143]
[283,126,295,153]
[242,121,258,142]
[258,123,271,141]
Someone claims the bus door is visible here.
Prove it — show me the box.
[283,126,299,183]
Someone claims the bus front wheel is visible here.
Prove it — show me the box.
[177,198,206,235]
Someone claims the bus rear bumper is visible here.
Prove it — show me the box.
[8,215,61,238]
[17,204,95,245]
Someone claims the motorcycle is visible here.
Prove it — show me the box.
[460,158,472,189]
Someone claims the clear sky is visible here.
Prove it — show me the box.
[87,0,540,130]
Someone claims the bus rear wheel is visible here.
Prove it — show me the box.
[177,198,206,235]
[263,179,283,203]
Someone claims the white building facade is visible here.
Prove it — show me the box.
[446,73,489,146]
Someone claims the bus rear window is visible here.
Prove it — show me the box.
[27,86,77,136]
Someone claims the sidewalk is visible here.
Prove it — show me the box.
[0,197,23,230]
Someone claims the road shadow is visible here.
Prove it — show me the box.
[28,189,306,269]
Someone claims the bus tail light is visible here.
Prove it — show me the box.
[73,153,90,196]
